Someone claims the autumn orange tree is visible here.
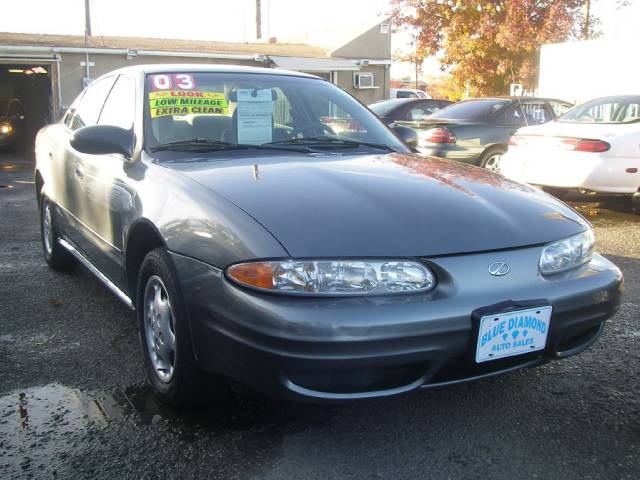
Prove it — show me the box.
[390,0,593,97]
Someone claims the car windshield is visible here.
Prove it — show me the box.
[558,96,640,124]
[144,72,408,153]
[428,99,510,121]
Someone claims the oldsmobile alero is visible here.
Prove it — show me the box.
[34,65,623,405]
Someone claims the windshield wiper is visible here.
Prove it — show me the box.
[267,136,396,152]
[149,139,237,152]
[149,138,312,154]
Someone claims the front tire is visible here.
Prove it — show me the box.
[40,197,76,270]
[137,247,228,406]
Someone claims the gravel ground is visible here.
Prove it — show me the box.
[1,152,639,480]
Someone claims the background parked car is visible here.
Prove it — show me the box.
[390,88,430,99]
[368,98,454,127]
[499,95,640,210]
[416,97,573,170]
[0,97,25,149]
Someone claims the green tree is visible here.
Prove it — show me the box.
[390,0,597,97]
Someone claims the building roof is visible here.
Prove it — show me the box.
[0,32,331,58]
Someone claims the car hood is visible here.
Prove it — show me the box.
[167,152,588,258]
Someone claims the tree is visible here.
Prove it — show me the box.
[390,0,596,97]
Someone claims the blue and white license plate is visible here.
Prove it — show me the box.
[475,306,553,363]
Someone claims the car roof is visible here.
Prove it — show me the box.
[370,98,445,107]
[100,63,320,79]
[582,94,640,102]
[465,96,572,104]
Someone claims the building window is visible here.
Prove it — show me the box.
[353,72,377,89]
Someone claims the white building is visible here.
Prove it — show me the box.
[538,37,640,105]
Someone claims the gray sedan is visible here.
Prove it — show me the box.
[35,65,622,405]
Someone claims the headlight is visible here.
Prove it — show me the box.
[539,229,595,275]
[227,259,436,296]
[0,123,12,135]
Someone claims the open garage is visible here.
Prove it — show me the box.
[0,62,55,150]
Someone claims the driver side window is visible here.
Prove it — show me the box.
[69,77,115,131]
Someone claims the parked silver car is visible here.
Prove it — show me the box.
[35,65,622,405]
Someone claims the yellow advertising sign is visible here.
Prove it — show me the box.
[149,90,228,118]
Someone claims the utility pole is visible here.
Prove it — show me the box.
[256,0,262,40]
[582,0,591,40]
[84,0,92,40]
[83,0,92,84]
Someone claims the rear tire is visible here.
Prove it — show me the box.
[542,187,570,201]
[40,197,76,270]
[137,247,228,407]
[632,193,640,214]
[479,146,507,172]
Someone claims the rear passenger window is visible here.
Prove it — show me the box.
[70,77,115,130]
[505,103,550,125]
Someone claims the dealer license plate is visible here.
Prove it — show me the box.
[475,306,552,363]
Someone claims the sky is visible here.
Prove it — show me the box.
[0,0,638,80]
[0,0,390,45]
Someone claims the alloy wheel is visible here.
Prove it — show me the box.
[484,153,501,172]
[42,202,53,256]
[143,275,176,383]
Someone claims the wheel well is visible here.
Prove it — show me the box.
[483,144,507,156]
[35,170,44,206]
[125,222,164,302]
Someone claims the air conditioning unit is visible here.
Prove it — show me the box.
[353,72,375,89]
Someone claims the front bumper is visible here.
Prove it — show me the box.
[171,248,623,402]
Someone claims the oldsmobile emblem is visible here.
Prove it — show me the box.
[488,262,510,276]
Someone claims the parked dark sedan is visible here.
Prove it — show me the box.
[416,97,572,170]
[35,65,621,406]
[369,98,453,127]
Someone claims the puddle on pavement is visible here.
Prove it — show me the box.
[0,383,335,447]
[0,384,116,476]
[0,383,337,478]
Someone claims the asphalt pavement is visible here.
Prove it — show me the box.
[1,151,639,480]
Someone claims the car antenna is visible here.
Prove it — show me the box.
[510,66,529,127]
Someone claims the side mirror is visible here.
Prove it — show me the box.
[70,125,134,159]
[391,123,419,148]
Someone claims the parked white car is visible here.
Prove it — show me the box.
[390,88,431,99]
[499,95,640,206]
